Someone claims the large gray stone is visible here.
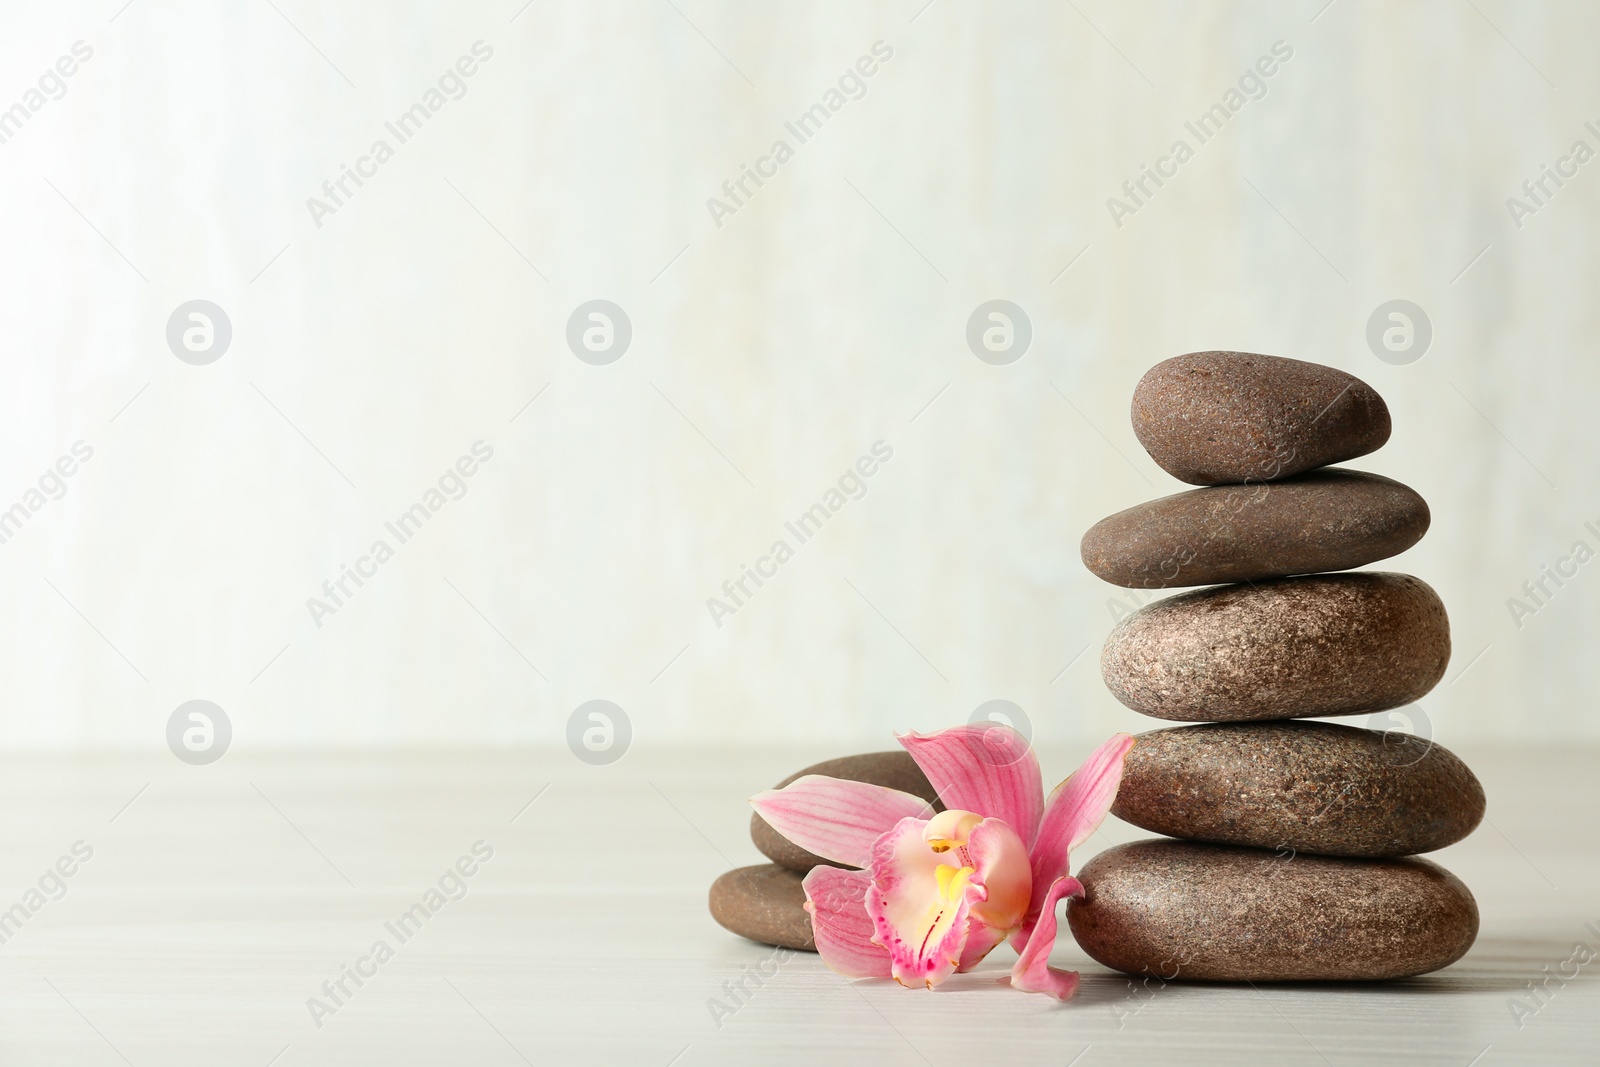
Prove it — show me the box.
[1068,840,1478,980]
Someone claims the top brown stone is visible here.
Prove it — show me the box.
[1132,352,1391,485]
[751,751,941,872]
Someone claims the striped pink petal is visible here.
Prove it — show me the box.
[897,724,1044,848]
[957,918,1012,973]
[1007,874,1083,1000]
[803,866,890,979]
[751,775,934,869]
[1018,733,1134,943]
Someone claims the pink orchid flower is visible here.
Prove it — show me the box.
[750,725,1133,998]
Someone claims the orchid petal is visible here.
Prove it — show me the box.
[963,818,1032,933]
[865,815,1031,989]
[956,916,1012,973]
[803,866,891,979]
[1039,733,1136,854]
[898,724,1045,848]
[751,775,934,869]
[1006,875,1083,1000]
[1019,733,1134,942]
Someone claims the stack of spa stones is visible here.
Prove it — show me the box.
[709,752,940,951]
[1069,351,1485,981]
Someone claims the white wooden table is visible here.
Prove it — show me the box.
[0,743,1591,1065]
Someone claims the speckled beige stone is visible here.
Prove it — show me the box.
[751,751,942,872]
[1068,840,1478,980]
[1081,469,1430,589]
[1132,352,1391,485]
[1113,721,1485,856]
[1102,572,1450,722]
[708,864,816,951]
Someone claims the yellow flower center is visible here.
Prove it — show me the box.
[934,862,976,902]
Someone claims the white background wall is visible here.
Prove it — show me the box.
[0,0,1593,752]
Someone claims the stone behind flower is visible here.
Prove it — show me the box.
[750,750,941,872]
[713,750,942,952]
[708,864,815,951]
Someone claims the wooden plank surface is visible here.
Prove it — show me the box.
[0,743,1591,1065]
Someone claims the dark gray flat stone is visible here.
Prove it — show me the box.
[1081,468,1429,588]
